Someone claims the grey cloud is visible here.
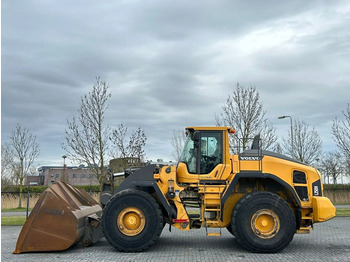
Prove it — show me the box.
[2,1,350,164]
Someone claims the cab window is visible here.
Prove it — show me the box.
[200,132,223,174]
[179,135,197,173]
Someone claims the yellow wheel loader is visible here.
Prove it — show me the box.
[14,126,336,254]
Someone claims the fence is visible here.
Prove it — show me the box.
[1,191,101,209]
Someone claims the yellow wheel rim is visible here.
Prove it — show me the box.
[117,207,145,236]
[251,209,280,239]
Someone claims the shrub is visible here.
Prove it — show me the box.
[1,185,48,193]
[1,184,118,194]
[324,184,350,190]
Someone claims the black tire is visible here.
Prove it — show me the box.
[102,189,163,252]
[232,191,295,253]
[226,225,235,236]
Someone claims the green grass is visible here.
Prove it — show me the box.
[1,216,26,226]
[1,207,32,212]
[336,208,350,217]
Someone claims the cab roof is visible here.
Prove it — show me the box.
[186,126,235,133]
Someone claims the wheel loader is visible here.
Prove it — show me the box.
[14,126,336,254]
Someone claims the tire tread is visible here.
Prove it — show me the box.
[232,191,295,253]
[102,189,163,252]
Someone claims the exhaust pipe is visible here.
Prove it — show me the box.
[13,181,103,254]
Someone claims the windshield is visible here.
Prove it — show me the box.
[179,135,197,173]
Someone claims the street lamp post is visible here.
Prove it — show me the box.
[278,115,294,158]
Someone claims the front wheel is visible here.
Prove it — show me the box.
[232,191,296,253]
[102,189,164,252]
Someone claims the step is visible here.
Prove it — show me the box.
[207,232,221,236]
[302,216,313,220]
[296,227,312,234]
[206,220,220,224]
[204,196,221,200]
[205,208,220,212]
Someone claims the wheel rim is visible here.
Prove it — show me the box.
[117,207,145,236]
[251,209,280,239]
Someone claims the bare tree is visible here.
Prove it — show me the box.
[1,143,15,186]
[1,143,13,183]
[110,123,147,170]
[282,120,322,165]
[332,104,350,159]
[63,78,111,191]
[171,129,187,161]
[1,175,14,186]
[9,124,40,207]
[216,83,277,153]
[320,151,343,184]
[343,157,350,181]
[273,142,284,155]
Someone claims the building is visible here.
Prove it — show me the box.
[25,165,99,186]
[25,158,177,186]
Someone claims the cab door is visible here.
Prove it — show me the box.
[177,130,225,183]
[199,131,223,175]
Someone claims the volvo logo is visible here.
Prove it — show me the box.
[239,156,261,161]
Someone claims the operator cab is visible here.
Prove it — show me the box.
[176,127,234,184]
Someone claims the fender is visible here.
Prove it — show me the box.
[221,171,302,220]
[114,164,176,219]
[131,180,177,219]
[222,171,302,207]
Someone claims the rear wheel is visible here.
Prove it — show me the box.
[102,189,163,252]
[232,191,295,253]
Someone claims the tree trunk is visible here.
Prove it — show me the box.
[18,178,23,208]
[99,178,103,193]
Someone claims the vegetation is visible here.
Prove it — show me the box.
[110,123,147,171]
[1,216,27,226]
[215,83,277,153]
[332,103,350,159]
[336,209,350,217]
[1,184,113,194]
[2,124,40,208]
[321,151,344,184]
[282,120,322,165]
[1,208,32,212]
[62,78,147,192]
[74,185,102,192]
[212,85,350,182]
[324,184,350,190]
[63,78,111,192]
[1,185,48,193]
[171,129,187,162]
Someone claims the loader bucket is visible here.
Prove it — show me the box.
[13,181,103,254]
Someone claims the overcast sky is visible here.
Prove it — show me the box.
[2,1,350,168]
